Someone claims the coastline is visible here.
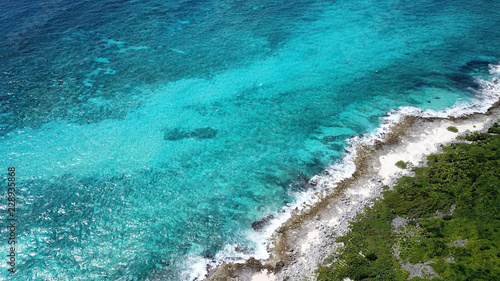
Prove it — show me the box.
[270,105,500,281]
[204,75,500,281]
[205,103,500,281]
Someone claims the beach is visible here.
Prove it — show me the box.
[208,98,500,281]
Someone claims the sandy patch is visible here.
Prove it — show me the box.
[251,269,276,281]
[300,229,320,252]
[378,120,485,185]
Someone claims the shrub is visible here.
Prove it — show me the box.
[395,160,407,169]
[366,252,378,261]
[447,126,459,133]
[488,122,500,134]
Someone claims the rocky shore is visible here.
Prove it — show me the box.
[205,102,500,281]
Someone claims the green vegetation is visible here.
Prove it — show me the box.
[395,160,407,169]
[488,122,500,134]
[446,126,458,133]
[318,123,500,281]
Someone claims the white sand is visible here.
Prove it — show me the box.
[251,269,276,281]
[300,229,320,252]
[378,120,486,185]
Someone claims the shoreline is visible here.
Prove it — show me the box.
[204,75,500,281]
[270,105,500,281]
[206,103,500,281]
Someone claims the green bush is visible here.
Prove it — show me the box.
[447,126,459,133]
[366,252,378,261]
[488,122,500,134]
[395,160,407,169]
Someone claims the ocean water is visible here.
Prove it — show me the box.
[1,0,500,279]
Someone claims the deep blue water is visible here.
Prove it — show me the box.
[1,0,500,280]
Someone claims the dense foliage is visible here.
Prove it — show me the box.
[317,123,500,280]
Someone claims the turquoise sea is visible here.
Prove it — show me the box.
[1,0,500,280]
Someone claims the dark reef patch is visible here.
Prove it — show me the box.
[251,215,274,231]
[460,60,494,74]
[320,134,352,144]
[447,59,496,90]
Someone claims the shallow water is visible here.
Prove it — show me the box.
[1,0,500,279]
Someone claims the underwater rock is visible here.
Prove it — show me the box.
[329,143,344,151]
[164,127,217,141]
[201,249,217,259]
[284,172,309,192]
[448,60,495,89]
[163,128,186,141]
[448,73,474,87]
[234,244,253,255]
[192,127,217,139]
[321,134,351,144]
[251,215,274,231]
[460,60,492,73]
